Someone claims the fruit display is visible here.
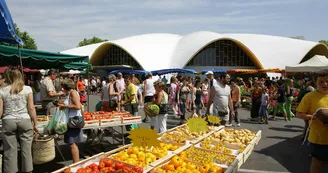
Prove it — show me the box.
[208,128,256,149]
[61,158,143,173]
[53,126,261,173]
[109,143,179,168]
[199,139,234,155]
[184,147,236,167]
[165,125,215,140]
[160,131,187,144]
[155,153,223,173]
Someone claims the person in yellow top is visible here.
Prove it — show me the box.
[297,70,328,173]
[121,74,137,132]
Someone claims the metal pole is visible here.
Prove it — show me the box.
[18,45,24,74]
[87,59,90,112]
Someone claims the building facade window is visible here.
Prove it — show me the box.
[102,45,142,69]
[186,40,256,67]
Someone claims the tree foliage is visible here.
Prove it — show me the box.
[0,23,38,50]
[319,40,328,47]
[77,37,108,47]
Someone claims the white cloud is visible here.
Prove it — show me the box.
[5,0,318,51]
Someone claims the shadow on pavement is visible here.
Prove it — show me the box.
[266,136,295,140]
[284,125,304,129]
[269,127,303,133]
[257,134,328,173]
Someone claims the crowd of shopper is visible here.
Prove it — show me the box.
[1,66,327,173]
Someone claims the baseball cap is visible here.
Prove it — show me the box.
[205,71,214,75]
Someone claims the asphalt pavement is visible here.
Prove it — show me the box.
[32,94,327,173]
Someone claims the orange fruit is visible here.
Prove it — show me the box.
[163,164,175,171]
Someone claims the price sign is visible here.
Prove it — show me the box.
[128,127,160,148]
[207,115,221,124]
[187,117,208,133]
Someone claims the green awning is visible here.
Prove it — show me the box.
[63,62,93,70]
[0,45,88,69]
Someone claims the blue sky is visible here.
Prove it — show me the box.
[7,0,327,52]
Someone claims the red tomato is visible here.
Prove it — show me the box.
[133,166,143,173]
[98,161,106,169]
[85,168,92,173]
[123,166,132,173]
[77,168,86,173]
[103,158,113,167]
[115,162,124,170]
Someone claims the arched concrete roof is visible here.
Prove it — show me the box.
[61,32,328,71]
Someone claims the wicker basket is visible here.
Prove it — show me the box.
[32,137,56,165]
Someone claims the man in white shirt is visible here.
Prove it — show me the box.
[116,72,125,93]
[206,73,234,125]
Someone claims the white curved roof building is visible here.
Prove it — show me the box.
[61,31,328,71]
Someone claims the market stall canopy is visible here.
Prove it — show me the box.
[63,61,92,70]
[0,0,23,45]
[0,66,39,73]
[109,69,148,75]
[151,68,196,76]
[0,45,88,69]
[285,55,328,72]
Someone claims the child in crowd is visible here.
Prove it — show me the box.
[259,88,269,124]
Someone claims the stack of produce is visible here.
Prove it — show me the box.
[208,128,256,150]
[110,143,180,168]
[62,158,143,173]
[184,147,235,166]
[155,152,223,173]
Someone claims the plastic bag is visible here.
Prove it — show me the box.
[44,108,58,135]
[54,109,68,135]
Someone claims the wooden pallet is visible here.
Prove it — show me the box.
[84,120,100,127]
[121,116,142,124]
[99,118,121,127]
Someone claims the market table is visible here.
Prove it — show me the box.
[52,124,262,173]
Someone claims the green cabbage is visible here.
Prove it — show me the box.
[145,102,160,115]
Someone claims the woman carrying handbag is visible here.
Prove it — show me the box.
[58,78,84,163]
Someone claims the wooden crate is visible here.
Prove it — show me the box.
[67,153,104,172]
[252,130,262,145]
[99,118,121,127]
[84,120,100,127]
[121,116,142,124]
[225,158,239,173]
[241,143,255,164]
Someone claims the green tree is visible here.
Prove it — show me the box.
[0,23,38,50]
[77,37,108,47]
[319,40,328,47]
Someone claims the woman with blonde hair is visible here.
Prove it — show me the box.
[58,78,82,163]
[0,68,38,173]
[153,81,168,133]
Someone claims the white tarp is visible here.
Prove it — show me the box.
[285,55,328,72]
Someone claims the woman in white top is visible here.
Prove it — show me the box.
[169,76,178,116]
[101,77,110,111]
[0,68,38,173]
[153,81,168,133]
[58,78,82,163]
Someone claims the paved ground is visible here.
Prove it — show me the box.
[32,95,328,173]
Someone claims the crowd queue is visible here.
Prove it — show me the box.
[0,67,327,173]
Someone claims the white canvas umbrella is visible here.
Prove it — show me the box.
[285,55,328,72]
